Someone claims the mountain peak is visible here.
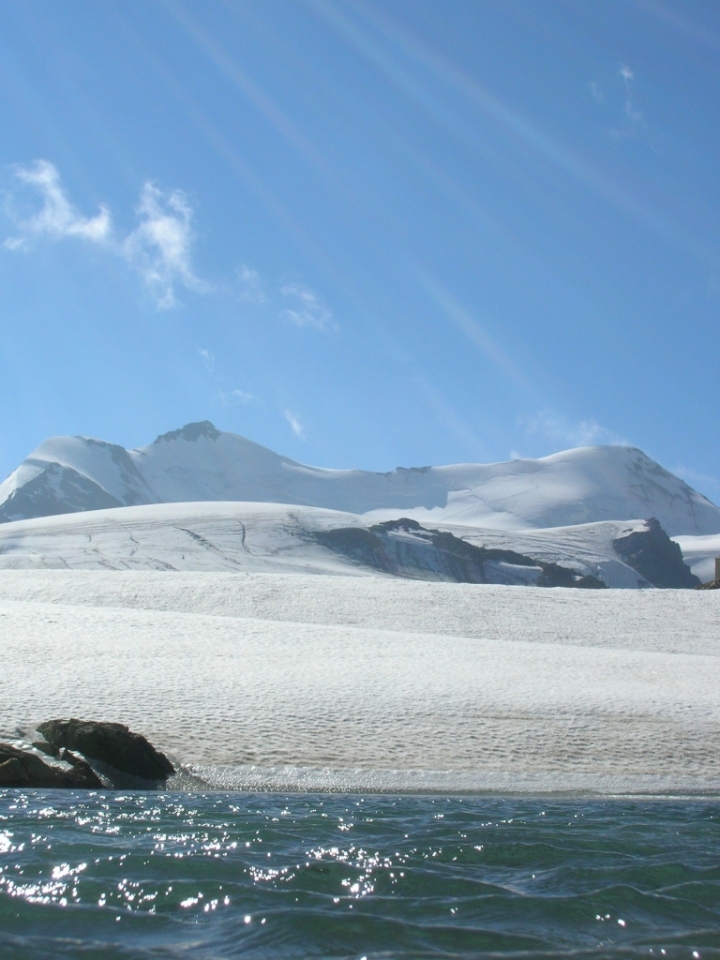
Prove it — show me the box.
[152,421,221,444]
[1,425,718,536]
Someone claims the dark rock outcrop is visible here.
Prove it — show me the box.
[0,461,125,524]
[0,743,102,789]
[36,719,174,781]
[612,518,700,589]
[153,420,221,444]
[313,518,605,588]
[536,562,605,589]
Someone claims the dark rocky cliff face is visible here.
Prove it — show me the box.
[153,421,221,444]
[0,462,124,523]
[313,518,605,588]
[612,518,700,589]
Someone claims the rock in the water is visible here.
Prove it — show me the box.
[0,743,102,789]
[0,757,31,787]
[36,719,174,781]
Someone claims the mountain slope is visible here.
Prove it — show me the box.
[1,421,718,536]
[0,436,156,522]
[0,501,703,588]
[0,500,674,587]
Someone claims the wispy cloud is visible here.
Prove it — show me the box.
[229,389,255,403]
[123,182,207,309]
[237,264,266,303]
[4,160,206,309]
[220,388,256,406]
[284,409,306,439]
[619,65,643,126]
[280,282,334,330]
[4,160,111,249]
[198,347,215,375]
[198,347,258,408]
[237,269,336,331]
[5,161,337,321]
[591,65,646,140]
[523,409,628,449]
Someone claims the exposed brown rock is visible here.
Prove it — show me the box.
[0,743,102,789]
[37,719,174,781]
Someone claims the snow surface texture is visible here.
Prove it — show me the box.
[0,500,681,588]
[674,533,720,583]
[2,421,718,536]
[1,570,719,794]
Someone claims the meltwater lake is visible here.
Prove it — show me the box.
[1,790,719,960]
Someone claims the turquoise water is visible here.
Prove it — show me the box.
[1,791,719,958]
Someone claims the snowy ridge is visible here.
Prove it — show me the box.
[1,421,719,536]
[0,500,693,588]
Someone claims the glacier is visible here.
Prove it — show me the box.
[2,568,720,792]
[1,423,719,790]
[0,421,717,587]
[1,420,719,536]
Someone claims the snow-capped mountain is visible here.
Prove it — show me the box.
[1,420,718,537]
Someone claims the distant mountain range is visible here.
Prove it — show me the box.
[1,420,719,537]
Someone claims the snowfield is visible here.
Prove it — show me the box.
[0,500,707,589]
[1,569,719,794]
[1,422,719,793]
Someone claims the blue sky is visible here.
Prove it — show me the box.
[1,0,719,498]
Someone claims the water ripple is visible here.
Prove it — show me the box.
[0,791,719,958]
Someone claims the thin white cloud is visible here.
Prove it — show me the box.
[4,160,111,248]
[619,64,643,126]
[589,81,605,104]
[237,264,266,303]
[198,347,215,375]
[592,67,646,140]
[280,282,334,330]
[523,409,628,449]
[217,387,257,406]
[284,409,306,439]
[123,182,207,309]
[198,347,258,406]
[229,388,255,403]
[4,161,208,309]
